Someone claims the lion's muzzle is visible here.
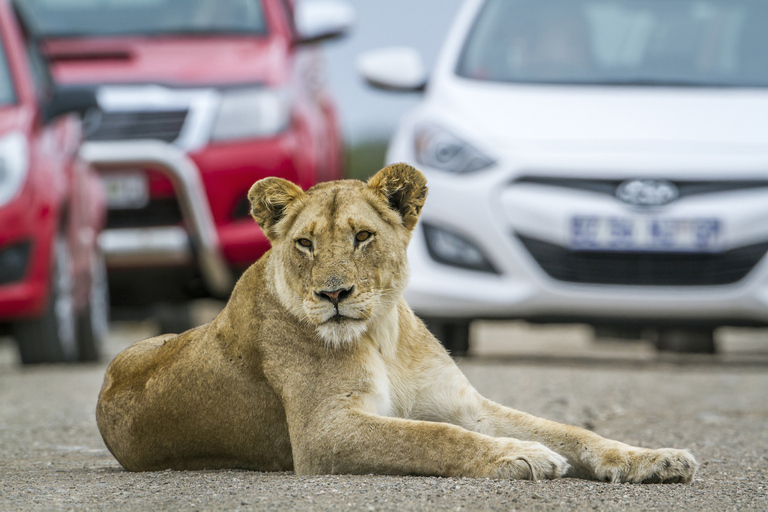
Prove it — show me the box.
[314,285,355,308]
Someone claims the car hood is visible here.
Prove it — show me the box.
[433,81,768,152]
[42,37,286,87]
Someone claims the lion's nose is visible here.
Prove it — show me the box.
[315,286,354,307]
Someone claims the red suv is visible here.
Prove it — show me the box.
[17,0,350,324]
[0,0,106,364]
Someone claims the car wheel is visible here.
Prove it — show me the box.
[14,235,78,364]
[654,328,716,354]
[155,303,195,334]
[422,317,471,356]
[76,250,109,362]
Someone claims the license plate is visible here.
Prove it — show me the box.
[101,172,149,209]
[570,216,721,252]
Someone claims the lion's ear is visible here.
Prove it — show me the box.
[367,163,428,231]
[248,177,306,240]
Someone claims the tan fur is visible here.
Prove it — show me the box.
[96,163,697,482]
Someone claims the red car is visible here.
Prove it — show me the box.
[17,0,351,326]
[0,0,106,364]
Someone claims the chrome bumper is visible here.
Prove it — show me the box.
[80,140,234,297]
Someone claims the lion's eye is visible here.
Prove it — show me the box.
[297,238,313,249]
[355,231,372,243]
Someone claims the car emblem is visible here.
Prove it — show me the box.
[616,179,679,207]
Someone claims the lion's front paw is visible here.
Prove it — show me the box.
[593,446,698,484]
[490,440,570,481]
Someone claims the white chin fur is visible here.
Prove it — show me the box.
[316,319,368,349]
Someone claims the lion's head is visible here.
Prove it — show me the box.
[248,163,427,348]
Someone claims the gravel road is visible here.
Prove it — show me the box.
[1,315,766,511]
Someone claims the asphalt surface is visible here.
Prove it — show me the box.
[1,311,767,511]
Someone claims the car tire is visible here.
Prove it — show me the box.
[76,251,109,362]
[422,317,471,356]
[654,328,716,354]
[155,303,195,335]
[14,235,78,364]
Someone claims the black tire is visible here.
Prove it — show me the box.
[593,326,645,341]
[76,251,109,362]
[655,328,716,354]
[14,235,78,364]
[155,303,195,334]
[422,317,471,356]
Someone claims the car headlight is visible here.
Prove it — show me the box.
[210,88,291,142]
[414,122,494,174]
[423,222,498,274]
[0,132,29,207]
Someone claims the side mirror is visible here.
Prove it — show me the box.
[294,0,354,45]
[357,47,427,92]
[43,86,99,123]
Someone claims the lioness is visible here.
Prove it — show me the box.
[97,164,697,483]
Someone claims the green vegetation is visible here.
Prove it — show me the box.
[344,139,389,181]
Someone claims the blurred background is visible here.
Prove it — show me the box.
[1,0,768,366]
[324,0,462,177]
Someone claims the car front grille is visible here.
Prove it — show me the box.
[232,194,252,220]
[106,198,184,229]
[87,110,188,143]
[513,176,768,199]
[517,235,768,286]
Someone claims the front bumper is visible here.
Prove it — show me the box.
[0,239,49,321]
[0,190,55,321]
[80,140,234,297]
[403,166,768,327]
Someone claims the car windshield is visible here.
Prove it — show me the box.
[458,0,768,87]
[18,0,267,38]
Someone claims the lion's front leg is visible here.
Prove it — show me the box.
[409,360,697,483]
[286,407,569,480]
[479,401,698,483]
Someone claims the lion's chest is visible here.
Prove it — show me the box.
[361,348,393,417]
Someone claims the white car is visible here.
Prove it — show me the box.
[358,0,768,354]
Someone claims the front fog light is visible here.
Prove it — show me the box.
[0,240,31,285]
[423,223,497,273]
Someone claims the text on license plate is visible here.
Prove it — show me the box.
[570,216,721,252]
[101,172,149,209]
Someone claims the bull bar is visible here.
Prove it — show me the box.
[80,140,234,297]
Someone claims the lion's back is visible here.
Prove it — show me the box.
[96,324,293,472]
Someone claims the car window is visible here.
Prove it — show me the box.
[457,0,768,87]
[19,0,267,38]
[0,39,15,106]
